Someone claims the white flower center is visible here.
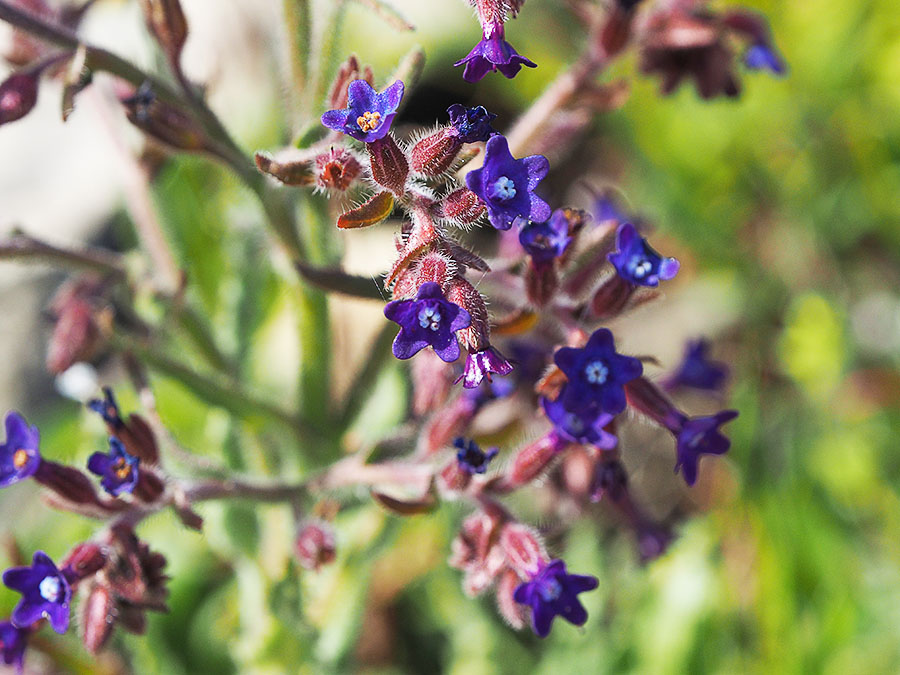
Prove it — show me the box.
[584,360,608,385]
[492,176,516,201]
[630,257,652,279]
[418,306,442,331]
[39,576,61,603]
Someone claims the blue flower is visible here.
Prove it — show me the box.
[519,210,573,264]
[554,328,643,416]
[447,104,497,143]
[459,346,514,389]
[673,410,738,486]
[607,223,680,287]
[454,438,498,474]
[87,436,140,496]
[0,412,40,488]
[454,26,536,82]
[665,338,729,392]
[321,79,405,143]
[541,391,617,448]
[384,282,472,363]
[0,620,28,673]
[465,135,550,231]
[744,43,786,75]
[87,387,124,430]
[513,559,598,638]
[2,551,72,634]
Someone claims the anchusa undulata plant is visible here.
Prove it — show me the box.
[0,0,778,667]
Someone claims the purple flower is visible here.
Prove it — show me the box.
[607,223,680,287]
[321,79,405,143]
[541,392,617,448]
[665,338,729,392]
[593,192,629,225]
[87,436,140,496]
[454,437,498,474]
[513,559,598,638]
[518,210,572,264]
[744,43,786,75]
[554,328,643,416]
[0,412,41,488]
[447,104,497,143]
[384,282,472,363]
[673,410,738,486]
[88,387,124,430]
[590,459,628,502]
[459,346,514,389]
[465,135,550,231]
[3,551,72,634]
[0,620,28,673]
[454,24,536,83]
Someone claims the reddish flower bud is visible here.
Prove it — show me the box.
[61,542,107,582]
[255,151,315,186]
[499,523,547,578]
[34,460,104,508]
[588,273,635,319]
[138,0,188,67]
[315,146,363,191]
[80,581,115,654]
[599,3,636,58]
[0,72,39,126]
[444,277,490,352]
[295,521,336,571]
[326,54,374,110]
[134,469,166,503]
[624,376,681,429]
[496,568,528,629]
[419,394,478,455]
[440,188,486,225]
[524,260,559,307]
[122,83,210,152]
[119,413,159,466]
[450,508,508,596]
[410,128,463,176]
[411,349,456,415]
[504,433,567,488]
[413,251,455,287]
[438,459,472,494]
[366,135,409,195]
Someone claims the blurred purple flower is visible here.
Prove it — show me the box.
[0,620,28,673]
[608,223,680,287]
[744,43,786,75]
[3,551,71,634]
[87,436,140,496]
[454,438,498,474]
[0,412,41,488]
[541,392,617,448]
[673,410,738,486]
[518,210,572,264]
[513,559,598,638]
[665,338,729,392]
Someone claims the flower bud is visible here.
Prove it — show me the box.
[418,394,478,455]
[410,128,463,176]
[80,581,115,653]
[600,3,636,58]
[624,376,682,430]
[496,568,528,629]
[138,0,188,67]
[34,460,104,507]
[499,523,547,578]
[366,135,409,195]
[122,83,210,152]
[0,72,39,126]
[524,259,559,307]
[61,542,108,582]
[315,146,363,191]
[134,469,166,503]
[411,349,455,415]
[438,459,472,494]
[413,251,454,287]
[439,188,486,225]
[326,54,374,110]
[588,273,635,319]
[504,433,567,488]
[445,277,490,352]
[295,521,336,571]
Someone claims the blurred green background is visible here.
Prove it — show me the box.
[2,0,900,672]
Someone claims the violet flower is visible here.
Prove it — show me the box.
[0,412,41,488]
[554,328,643,416]
[518,210,572,264]
[87,436,140,496]
[384,282,472,363]
[665,338,729,392]
[454,24,536,83]
[541,392,617,448]
[2,551,72,634]
[673,410,738,486]
[447,104,497,143]
[321,79,404,143]
[465,135,550,231]
[454,437,498,474]
[513,559,598,638]
[608,223,680,287]
[0,620,27,673]
[744,43,786,75]
[459,346,514,389]
[87,386,124,430]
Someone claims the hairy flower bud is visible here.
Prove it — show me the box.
[438,459,472,494]
[439,188,486,225]
[80,580,115,653]
[61,542,107,582]
[326,54,374,110]
[412,349,456,415]
[295,521,336,571]
[315,146,363,191]
[410,128,463,176]
[445,277,490,352]
[255,151,315,186]
[134,469,165,503]
[496,568,529,629]
[588,273,635,319]
[366,135,409,195]
[0,72,39,126]
[122,83,210,152]
[524,259,559,307]
[499,523,547,578]
[34,460,104,508]
[504,433,567,488]
[414,251,455,287]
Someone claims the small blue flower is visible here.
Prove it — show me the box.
[0,619,28,673]
[518,210,573,264]
[673,410,738,486]
[554,328,643,416]
[665,338,729,392]
[0,412,40,488]
[465,135,550,231]
[87,436,140,496]
[321,79,405,143]
[454,25,536,83]
[513,559,598,638]
[593,191,629,224]
[607,223,680,287]
[447,104,497,143]
[384,282,472,363]
[2,551,72,634]
[88,387,124,430]
[541,391,617,448]
[454,438,498,474]
[744,43,786,75]
[459,346,514,389]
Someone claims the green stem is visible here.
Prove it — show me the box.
[283,0,312,122]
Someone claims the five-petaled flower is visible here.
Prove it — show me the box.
[554,328,643,416]
[513,559,598,638]
[465,135,550,231]
[672,410,739,486]
[608,222,680,287]
[447,104,497,143]
[0,620,28,673]
[0,411,41,488]
[541,392,618,448]
[518,210,573,265]
[454,23,536,83]
[87,436,140,496]
[321,79,405,143]
[3,551,72,634]
[454,437,498,474]
[665,338,729,392]
[459,346,514,389]
[384,282,472,363]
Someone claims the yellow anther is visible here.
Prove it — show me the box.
[12,449,28,469]
[114,457,132,480]
[356,110,382,132]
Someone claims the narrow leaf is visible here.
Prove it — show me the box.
[294,260,385,300]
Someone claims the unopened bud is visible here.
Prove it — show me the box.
[444,278,490,351]
[504,433,567,488]
[411,349,455,415]
[419,394,478,455]
[123,83,209,152]
[81,581,115,653]
[138,0,188,66]
[118,413,159,465]
[295,521,336,571]
[600,3,636,58]
[0,72,39,126]
[134,469,166,503]
[34,460,103,507]
[499,523,547,578]
[366,135,408,195]
[496,568,528,629]
[410,128,462,176]
[315,146,363,191]
[255,151,314,186]
[414,252,454,287]
[326,54,373,110]
[589,273,635,319]
[524,259,559,307]
[61,542,108,582]
[438,459,472,494]
[439,188,485,224]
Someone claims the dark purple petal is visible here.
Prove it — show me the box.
[86,452,111,476]
[665,339,729,392]
[515,559,598,638]
[447,104,497,143]
[384,284,471,363]
[674,410,738,486]
[459,347,513,389]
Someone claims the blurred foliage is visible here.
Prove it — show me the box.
[2,0,900,672]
